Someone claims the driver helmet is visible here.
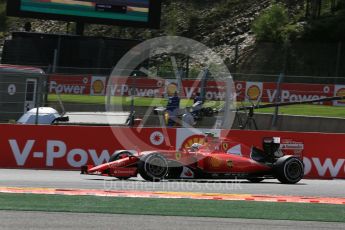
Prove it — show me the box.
[190,143,202,151]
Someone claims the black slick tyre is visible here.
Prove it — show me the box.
[274,156,304,184]
[138,153,169,182]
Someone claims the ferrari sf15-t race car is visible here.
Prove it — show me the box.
[81,135,304,184]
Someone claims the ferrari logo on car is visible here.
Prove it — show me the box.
[175,152,182,160]
[222,143,229,151]
[227,160,233,168]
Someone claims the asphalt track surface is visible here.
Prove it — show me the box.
[0,169,345,197]
[1,169,345,229]
[1,211,344,230]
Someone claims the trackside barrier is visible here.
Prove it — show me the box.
[225,130,345,179]
[48,75,345,106]
[0,124,176,170]
[0,124,344,179]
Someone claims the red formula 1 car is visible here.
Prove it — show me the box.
[81,135,304,184]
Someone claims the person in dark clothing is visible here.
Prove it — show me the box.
[166,91,180,127]
[194,92,203,104]
[192,92,203,119]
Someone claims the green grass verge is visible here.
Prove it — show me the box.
[256,104,345,118]
[48,94,222,108]
[0,193,344,222]
[48,94,345,118]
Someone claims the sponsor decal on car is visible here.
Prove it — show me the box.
[180,166,194,178]
[150,131,165,146]
[175,152,182,161]
[222,143,228,151]
[209,157,222,168]
[227,160,233,168]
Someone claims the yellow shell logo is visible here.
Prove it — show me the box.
[247,85,261,101]
[92,80,104,94]
[336,88,345,103]
[182,135,205,150]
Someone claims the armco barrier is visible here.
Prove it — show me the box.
[0,124,344,179]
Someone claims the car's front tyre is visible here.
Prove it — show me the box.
[138,153,169,182]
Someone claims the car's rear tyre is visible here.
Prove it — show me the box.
[274,156,304,184]
[138,153,168,182]
[108,151,134,180]
[247,178,264,183]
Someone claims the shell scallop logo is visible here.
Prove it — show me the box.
[247,85,261,101]
[181,135,205,150]
[336,88,345,103]
[92,80,104,94]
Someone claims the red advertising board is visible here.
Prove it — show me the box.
[0,124,175,169]
[222,130,345,179]
[181,80,225,100]
[181,80,246,101]
[49,75,91,95]
[262,82,334,105]
[108,77,165,97]
[1,124,344,179]
[47,74,345,106]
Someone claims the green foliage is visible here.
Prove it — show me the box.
[252,4,293,42]
[164,3,179,35]
[213,0,241,17]
[302,9,345,41]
